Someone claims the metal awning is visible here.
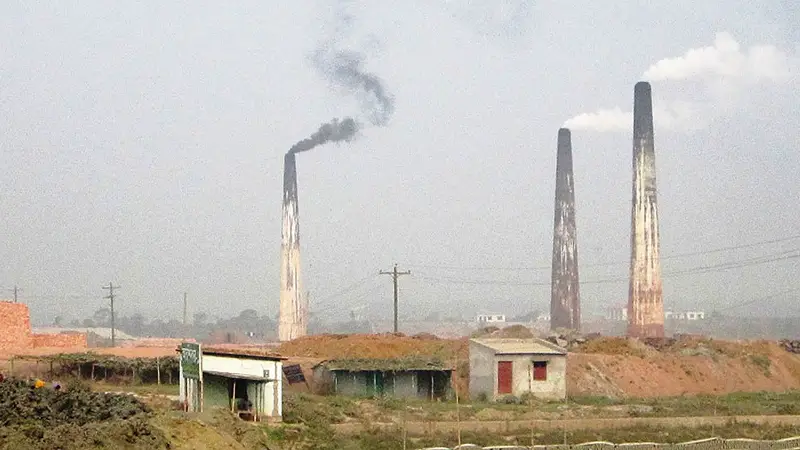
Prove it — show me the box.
[203,370,275,382]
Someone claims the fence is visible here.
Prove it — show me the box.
[0,354,180,384]
[415,436,800,450]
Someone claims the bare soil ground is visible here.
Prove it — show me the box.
[4,333,800,399]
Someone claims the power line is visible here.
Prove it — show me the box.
[414,249,800,287]
[312,273,381,307]
[311,283,386,316]
[714,288,800,313]
[408,234,800,271]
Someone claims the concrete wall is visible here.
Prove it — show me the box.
[327,370,423,399]
[469,342,567,401]
[201,354,283,418]
[389,372,417,398]
[333,371,370,396]
[507,354,566,400]
[469,341,496,401]
[204,373,230,409]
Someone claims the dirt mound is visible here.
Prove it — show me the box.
[0,377,166,449]
[569,340,800,398]
[278,333,467,360]
[471,325,535,339]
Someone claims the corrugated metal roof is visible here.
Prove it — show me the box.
[202,347,286,361]
[315,357,454,372]
[470,338,567,355]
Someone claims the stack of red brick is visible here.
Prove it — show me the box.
[0,301,87,355]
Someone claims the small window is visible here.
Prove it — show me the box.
[532,361,547,381]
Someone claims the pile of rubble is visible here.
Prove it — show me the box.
[543,329,600,349]
[779,339,800,354]
[642,337,678,350]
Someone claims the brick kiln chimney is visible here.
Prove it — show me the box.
[550,128,581,331]
[278,152,308,341]
[627,81,665,338]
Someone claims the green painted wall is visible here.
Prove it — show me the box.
[203,374,230,410]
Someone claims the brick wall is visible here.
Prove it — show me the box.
[32,333,88,349]
[0,301,32,354]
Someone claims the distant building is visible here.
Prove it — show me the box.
[536,313,550,322]
[666,310,705,321]
[312,358,453,400]
[605,305,628,321]
[469,338,567,401]
[476,314,506,324]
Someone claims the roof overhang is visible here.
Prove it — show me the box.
[203,370,276,382]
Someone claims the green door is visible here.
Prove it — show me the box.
[375,371,385,396]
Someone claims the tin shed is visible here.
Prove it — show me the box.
[312,357,453,400]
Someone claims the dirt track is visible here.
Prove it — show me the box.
[333,414,800,435]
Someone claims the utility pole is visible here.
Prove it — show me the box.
[102,282,120,347]
[9,285,22,303]
[380,264,411,333]
[183,292,188,326]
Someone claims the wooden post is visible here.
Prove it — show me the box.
[454,356,461,447]
[157,358,161,385]
[91,364,95,380]
[231,380,236,412]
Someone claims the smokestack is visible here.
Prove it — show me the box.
[279,152,307,341]
[627,81,665,338]
[550,128,581,331]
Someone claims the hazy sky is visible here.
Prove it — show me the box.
[2,1,799,325]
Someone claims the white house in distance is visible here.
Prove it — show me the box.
[476,314,507,324]
[469,338,567,401]
[178,344,285,421]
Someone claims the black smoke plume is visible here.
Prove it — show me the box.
[324,50,394,126]
[289,117,358,154]
[288,35,394,154]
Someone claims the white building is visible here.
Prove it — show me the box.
[469,338,567,401]
[178,344,285,421]
[665,310,705,321]
[476,314,506,324]
[605,305,628,321]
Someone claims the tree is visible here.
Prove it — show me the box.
[92,308,112,327]
[193,312,208,326]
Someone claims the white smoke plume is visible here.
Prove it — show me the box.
[564,32,796,132]
[643,32,792,83]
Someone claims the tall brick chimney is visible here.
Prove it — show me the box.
[550,128,581,331]
[627,81,665,338]
[278,152,307,341]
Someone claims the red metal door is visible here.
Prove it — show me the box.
[533,361,547,381]
[497,361,513,394]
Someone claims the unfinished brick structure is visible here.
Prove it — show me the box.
[0,301,87,355]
